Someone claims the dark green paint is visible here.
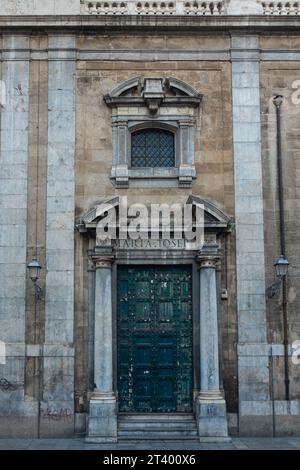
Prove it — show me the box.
[117,266,193,413]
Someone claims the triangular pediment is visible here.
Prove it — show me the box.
[78,195,232,233]
[187,195,231,228]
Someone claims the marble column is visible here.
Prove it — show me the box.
[86,254,117,443]
[196,255,229,442]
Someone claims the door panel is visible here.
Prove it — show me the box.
[117,266,193,413]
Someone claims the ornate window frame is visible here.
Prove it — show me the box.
[104,77,202,188]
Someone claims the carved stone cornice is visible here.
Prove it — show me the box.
[1,16,300,33]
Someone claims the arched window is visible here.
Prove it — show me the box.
[131,129,175,168]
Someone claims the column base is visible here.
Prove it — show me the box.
[196,395,230,442]
[86,393,117,443]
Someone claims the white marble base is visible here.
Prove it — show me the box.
[86,394,117,443]
[196,397,229,441]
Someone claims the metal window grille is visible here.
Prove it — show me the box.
[131,129,175,168]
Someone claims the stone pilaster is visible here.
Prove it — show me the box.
[231,35,271,436]
[86,254,117,443]
[43,34,76,437]
[196,255,229,442]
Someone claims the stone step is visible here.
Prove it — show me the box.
[118,430,198,440]
[119,413,195,421]
[119,421,197,430]
[118,429,198,440]
[118,423,197,432]
[118,413,198,441]
[119,437,199,441]
[118,414,198,440]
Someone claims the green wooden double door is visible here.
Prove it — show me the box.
[117,266,193,413]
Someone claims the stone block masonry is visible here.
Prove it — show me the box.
[43,35,76,437]
[0,35,34,437]
[231,35,272,436]
[0,8,299,439]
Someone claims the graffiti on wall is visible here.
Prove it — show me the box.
[40,406,73,423]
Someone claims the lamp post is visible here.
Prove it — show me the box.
[267,255,289,436]
[27,258,43,299]
[266,255,289,299]
[269,95,290,404]
[26,257,43,439]
[274,255,289,278]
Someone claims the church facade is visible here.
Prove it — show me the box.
[0,0,300,441]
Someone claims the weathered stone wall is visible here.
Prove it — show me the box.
[231,34,273,437]
[260,38,300,433]
[0,35,36,437]
[24,36,48,436]
[75,34,233,213]
[43,35,76,437]
[0,33,77,438]
[0,18,300,438]
[74,33,238,432]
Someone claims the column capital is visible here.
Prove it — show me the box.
[92,255,114,269]
[197,255,220,269]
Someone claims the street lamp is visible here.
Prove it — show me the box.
[266,255,289,299]
[27,258,43,299]
[274,255,289,278]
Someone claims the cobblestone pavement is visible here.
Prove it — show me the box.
[0,438,300,450]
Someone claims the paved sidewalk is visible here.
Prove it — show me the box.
[0,438,300,450]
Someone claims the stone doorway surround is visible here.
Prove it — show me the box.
[77,196,232,442]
